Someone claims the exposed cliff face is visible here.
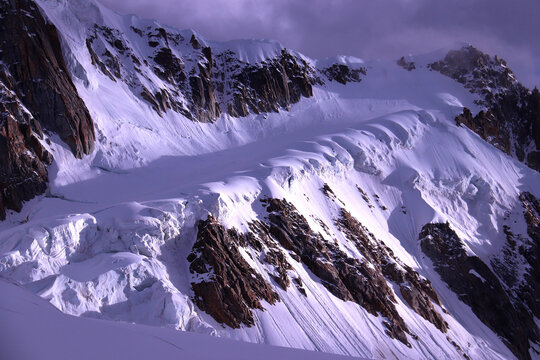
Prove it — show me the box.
[0,0,95,219]
[264,197,411,345]
[492,192,540,345]
[187,215,279,328]
[419,222,540,360]
[396,56,416,71]
[430,45,540,171]
[0,68,52,220]
[336,209,447,334]
[518,192,540,317]
[84,24,366,123]
[224,50,316,117]
[0,0,95,158]
[188,195,452,348]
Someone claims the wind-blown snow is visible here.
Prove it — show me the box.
[1,0,539,359]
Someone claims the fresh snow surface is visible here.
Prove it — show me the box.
[1,0,539,359]
[0,279,359,360]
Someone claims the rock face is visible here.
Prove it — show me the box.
[419,222,540,360]
[0,0,95,219]
[85,24,368,122]
[430,45,540,171]
[337,209,447,334]
[264,198,410,345]
[188,195,451,348]
[224,50,316,117]
[187,215,280,328]
[517,192,540,317]
[492,191,540,353]
[85,24,322,122]
[0,0,95,158]
[0,68,53,220]
[397,56,416,71]
[322,63,366,84]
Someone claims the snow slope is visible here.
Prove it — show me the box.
[0,0,539,359]
[0,279,357,360]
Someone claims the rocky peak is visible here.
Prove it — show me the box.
[396,56,416,71]
[431,45,540,171]
[0,67,52,220]
[429,45,517,104]
[87,23,318,121]
[187,215,280,328]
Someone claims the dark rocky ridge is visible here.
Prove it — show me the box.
[491,192,540,332]
[0,0,95,157]
[322,63,366,84]
[518,192,540,318]
[264,198,411,345]
[0,68,52,220]
[0,0,95,219]
[337,209,448,333]
[490,192,540,359]
[419,222,540,360]
[222,50,316,118]
[85,25,364,123]
[188,195,453,348]
[187,215,280,328]
[430,45,540,171]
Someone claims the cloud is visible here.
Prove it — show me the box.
[97,0,540,88]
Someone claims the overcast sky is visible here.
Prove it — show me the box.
[98,0,540,88]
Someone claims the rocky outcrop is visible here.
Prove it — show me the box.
[0,0,95,158]
[430,45,540,171]
[0,0,95,219]
[397,56,416,71]
[86,23,324,122]
[187,195,454,345]
[189,47,221,122]
[187,215,279,328]
[337,209,447,333]
[224,50,316,117]
[263,198,412,345]
[518,192,540,317]
[153,47,186,84]
[492,192,540,346]
[0,68,53,220]
[322,64,366,84]
[85,22,371,122]
[419,222,540,360]
[429,46,516,101]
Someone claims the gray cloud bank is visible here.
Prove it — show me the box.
[98,0,540,88]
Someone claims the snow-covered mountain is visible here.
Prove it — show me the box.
[0,0,539,359]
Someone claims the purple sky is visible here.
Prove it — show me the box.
[98,0,540,88]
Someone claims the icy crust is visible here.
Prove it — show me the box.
[0,203,213,333]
